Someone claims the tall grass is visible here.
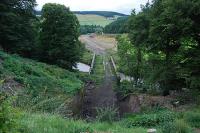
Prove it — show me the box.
[18,112,147,133]
[184,109,200,128]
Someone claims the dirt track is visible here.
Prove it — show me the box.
[80,35,117,118]
[79,35,116,55]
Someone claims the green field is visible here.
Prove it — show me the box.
[76,14,115,27]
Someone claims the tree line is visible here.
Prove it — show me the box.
[80,25,103,34]
[0,0,82,69]
[80,17,129,35]
[117,0,200,95]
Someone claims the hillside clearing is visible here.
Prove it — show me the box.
[76,14,115,27]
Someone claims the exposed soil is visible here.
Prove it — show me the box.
[195,129,200,133]
[79,35,116,55]
[0,78,23,95]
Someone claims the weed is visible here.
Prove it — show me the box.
[96,107,118,123]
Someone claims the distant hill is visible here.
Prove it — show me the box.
[35,10,128,27]
[75,11,128,27]
[74,11,128,18]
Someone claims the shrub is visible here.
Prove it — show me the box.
[117,81,134,96]
[122,110,176,127]
[0,93,19,133]
[96,107,118,123]
[184,111,200,128]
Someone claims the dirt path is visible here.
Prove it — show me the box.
[80,35,118,118]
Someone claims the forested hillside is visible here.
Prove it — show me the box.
[104,17,129,34]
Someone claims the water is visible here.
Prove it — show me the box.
[74,63,90,73]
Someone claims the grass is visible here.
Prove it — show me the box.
[96,34,117,44]
[76,14,115,27]
[92,55,104,85]
[80,49,93,65]
[161,119,193,133]
[0,51,82,114]
[183,108,200,128]
[18,112,147,133]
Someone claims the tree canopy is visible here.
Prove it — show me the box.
[40,3,81,69]
[0,0,37,57]
[118,0,200,94]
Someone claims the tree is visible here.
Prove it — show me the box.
[40,3,81,69]
[148,0,200,93]
[125,0,200,94]
[117,35,136,78]
[0,0,37,57]
[128,6,150,85]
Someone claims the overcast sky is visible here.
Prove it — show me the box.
[35,0,149,15]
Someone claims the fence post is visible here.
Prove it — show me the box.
[89,53,96,75]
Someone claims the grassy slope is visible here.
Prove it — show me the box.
[0,51,82,113]
[76,14,115,27]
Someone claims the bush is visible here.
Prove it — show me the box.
[122,110,176,127]
[184,111,200,128]
[161,119,193,133]
[96,107,118,123]
[117,81,134,96]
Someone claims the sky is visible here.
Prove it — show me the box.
[35,0,149,15]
